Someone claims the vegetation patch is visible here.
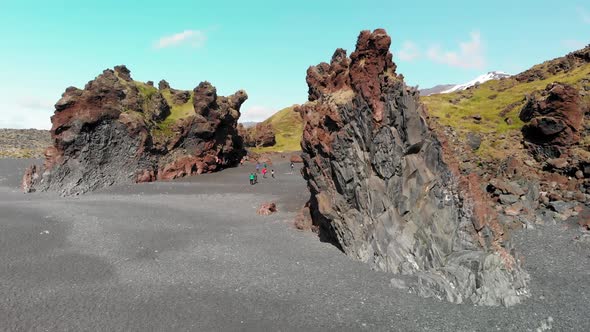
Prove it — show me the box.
[422,63,590,162]
[250,105,303,153]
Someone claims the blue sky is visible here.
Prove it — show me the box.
[1,0,589,129]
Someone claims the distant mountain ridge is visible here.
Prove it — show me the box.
[419,84,455,96]
[441,71,511,93]
[420,71,511,96]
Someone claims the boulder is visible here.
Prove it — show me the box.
[241,123,276,147]
[297,29,528,306]
[547,158,569,169]
[488,179,526,196]
[520,83,584,158]
[114,65,132,81]
[257,202,277,215]
[23,66,247,195]
[466,132,481,150]
[170,89,191,105]
[499,194,520,205]
[158,79,170,90]
[22,165,38,193]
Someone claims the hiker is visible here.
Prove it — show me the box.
[262,167,267,178]
[254,172,258,184]
[271,169,275,178]
[263,162,268,169]
[290,162,294,172]
[256,163,260,173]
[249,173,255,185]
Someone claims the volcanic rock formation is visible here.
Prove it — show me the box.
[239,122,276,147]
[23,66,247,195]
[297,29,529,306]
[520,83,585,158]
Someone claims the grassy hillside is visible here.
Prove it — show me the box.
[422,57,590,161]
[251,105,303,153]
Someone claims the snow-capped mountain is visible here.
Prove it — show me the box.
[440,71,511,94]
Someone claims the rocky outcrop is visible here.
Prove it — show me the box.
[297,29,528,306]
[170,89,191,105]
[520,83,584,158]
[23,65,247,195]
[515,45,590,82]
[239,122,276,147]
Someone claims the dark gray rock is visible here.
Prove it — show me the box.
[548,201,575,214]
[298,29,529,306]
[158,79,170,90]
[489,179,526,196]
[499,194,520,205]
[466,133,482,150]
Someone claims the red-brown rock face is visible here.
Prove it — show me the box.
[239,123,276,147]
[298,29,529,306]
[520,83,584,157]
[23,66,247,195]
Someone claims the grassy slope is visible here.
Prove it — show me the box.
[251,105,303,153]
[132,84,195,138]
[158,89,194,133]
[422,63,590,161]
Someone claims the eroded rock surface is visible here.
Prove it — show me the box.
[239,123,276,147]
[520,83,585,158]
[24,66,247,195]
[297,29,529,306]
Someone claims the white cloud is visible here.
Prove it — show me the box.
[579,6,590,24]
[397,41,420,61]
[427,31,485,69]
[154,30,207,49]
[0,107,52,129]
[240,105,275,122]
[0,96,55,129]
[562,39,587,50]
[17,97,54,110]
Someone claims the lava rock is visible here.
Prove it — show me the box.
[489,179,526,196]
[257,202,277,215]
[466,132,482,150]
[23,66,247,195]
[499,194,520,205]
[519,83,584,158]
[297,29,529,306]
[170,89,191,105]
[547,158,568,169]
[240,123,276,147]
[158,79,170,90]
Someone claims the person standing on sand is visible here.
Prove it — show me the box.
[271,169,275,178]
[249,173,255,185]
[256,163,260,173]
[254,172,258,184]
[263,162,267,169]
[262,167,267,178]
[290,162,294,173]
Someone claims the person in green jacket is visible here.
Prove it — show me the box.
[249,173,255,185]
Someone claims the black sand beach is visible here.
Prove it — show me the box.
[1,159,589,331]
